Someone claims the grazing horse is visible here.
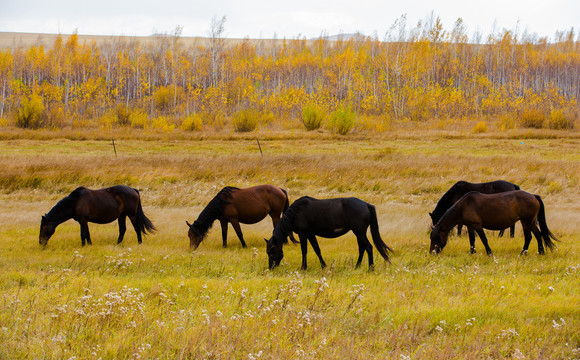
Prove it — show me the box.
[186,185,297,249]
[430,190,558,256]
[430,180,520,237]
[39,185,156,246]
[266,196,393,270]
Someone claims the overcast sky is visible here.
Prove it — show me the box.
[1,0,579,41]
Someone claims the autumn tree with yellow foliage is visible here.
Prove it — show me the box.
[1,18,578,132]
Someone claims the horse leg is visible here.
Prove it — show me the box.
[475,228,493,256]
[356,234,374,270]
[299,233,309,270]
[531,223,545,255]
[219,220,229,248]
[520,222,534,255]
[355,236,365,268]
[468,228,477,254]
[510,224,516,238]
[80,221,91,246]
[117,215,127,244]
[230,220,247,248]
[308,235,326,269]
[128,216,142,244]
[498,229,505,237]
[457,224,463,236]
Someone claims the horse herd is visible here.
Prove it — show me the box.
[38,181,558,269]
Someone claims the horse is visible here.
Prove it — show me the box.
[266,196,393,270]
[429,180,520,238]
[186,185,297,250]
[430,190,558,256]
[39,185,156,246]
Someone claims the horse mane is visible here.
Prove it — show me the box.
[432,181,467,222]
[437,191,476,231]
[192,186,239,239]
[45,187,86,223]
[271,196,309,246]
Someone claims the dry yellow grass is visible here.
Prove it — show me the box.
[0,128,579,359]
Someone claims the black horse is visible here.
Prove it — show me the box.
[266,196,393,270]
[430,190,558,256]
[430,180,520,237]
[39,185,155,246]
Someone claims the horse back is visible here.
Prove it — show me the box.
[461,190,539,229]
[293,197,370,237]
[75,185,139,223]
[224,185,287,223]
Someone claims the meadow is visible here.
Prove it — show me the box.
[0,128,579,359]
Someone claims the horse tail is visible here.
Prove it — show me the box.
[534,195,558,251]
[134,189,156,235]
[367,204,393,263]
[280,188,290,213]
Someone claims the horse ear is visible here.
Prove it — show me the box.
[186,221,192,227]
[264,238,269,244]
[42,215,46,221]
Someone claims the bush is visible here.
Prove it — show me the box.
[301,103,325,131]
[115,104,131,126]
[472,121,488,133]
[519,108,545,129]
[15,94,45,129]
[150,116,176,132]
[181,114,204,131]
[232,108,259,132]
[153,86,173,112]
[329,105,356,135]
[129,109,149,129]
[547,109,576,130]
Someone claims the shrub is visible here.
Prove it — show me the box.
[153,86,173,112]
[519,108,545,129]
[129,109,149,129]
[181,114,204,131]
[115,104,131,126]
[497,115,517,131]
[329,105,356,135]
[547,109,575,130]
[472,121,488,133]
[15,94,45,129]
[301,103,325,131]
[151,116,176,132]
[232,108,259,132]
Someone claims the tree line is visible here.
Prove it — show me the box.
[0,17,578,131]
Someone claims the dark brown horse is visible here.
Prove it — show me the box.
[430,180,520,237]
[430,190,558,256]
[266,196,393,270]
[186,185,297,249]
[39,185,155,246]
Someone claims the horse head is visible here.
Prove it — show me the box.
[429,224,448,254]
[266,236,284,269]
[39,215,55,246]
[186,220,203,250]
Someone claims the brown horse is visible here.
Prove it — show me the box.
[39,185,156,246]
[429,180,520,237]
[186,185,297,249]
[430,190,558,256]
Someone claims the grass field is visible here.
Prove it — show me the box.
[0,129,579,359]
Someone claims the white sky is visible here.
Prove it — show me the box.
[1,0,579,41]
